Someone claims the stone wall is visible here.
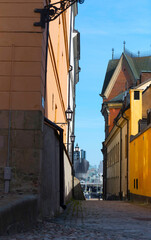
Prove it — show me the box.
[64,150,72,202]
[40,123,60,218]
[40,122,73,217]
[0,110,43,194]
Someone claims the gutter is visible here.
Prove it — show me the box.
[121,113,129,200]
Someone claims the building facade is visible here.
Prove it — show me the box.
[101,48,151,200]
[0,0,82,217]
[129,85,151,201]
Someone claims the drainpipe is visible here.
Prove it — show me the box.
[122,113,129,200]
[44,20,49,103]
[44,117,66,209]
[101,142,107,200]
[114,121,122,200]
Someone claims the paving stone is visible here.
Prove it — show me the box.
[1,200,151,239]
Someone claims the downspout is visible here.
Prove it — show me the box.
[44,20,49,104]
[59,128,66,209]
[122,113,129,200]
[101,142,107,200]
[114,121,122,200]
[44,117,66,209]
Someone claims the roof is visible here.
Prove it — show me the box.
[107,91,125,103]
[101,59,119,95]
[125,54,151,80]
[101,53,151,96]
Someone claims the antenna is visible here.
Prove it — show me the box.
[123,41,126,53]
[112,48,114,60]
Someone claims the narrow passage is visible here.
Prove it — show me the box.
[2,200,151,240]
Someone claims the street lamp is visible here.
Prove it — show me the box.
[70,133,75,143]
[34,0,85,28]
[65,107,73,122]
[75,143,79,152]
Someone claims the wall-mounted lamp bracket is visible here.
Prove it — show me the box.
[69,65,73,72]
[55,122,68,125]
[34,0,85,28]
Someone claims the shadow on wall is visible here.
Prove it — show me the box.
[74,177,85,200]
[65,177,85,202]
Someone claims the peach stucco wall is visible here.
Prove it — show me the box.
[45,4,71,139]
[0,0,45,111]
[0,0,71,135]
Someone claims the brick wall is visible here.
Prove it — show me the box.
[108,108,121,133]
[141,72,151,83]
[107,67,132,101]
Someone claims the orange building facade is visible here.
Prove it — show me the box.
[0,0,80,207]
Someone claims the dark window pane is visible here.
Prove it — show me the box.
[134,91,140,100]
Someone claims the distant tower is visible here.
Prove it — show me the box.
[123,41,126,53]
[138,51,140,57]
[112,48,114,60]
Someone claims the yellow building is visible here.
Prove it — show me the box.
[103,104,129,199]
[129,82,151,201]
[101,49,151,200]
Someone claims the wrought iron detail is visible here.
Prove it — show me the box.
[34,0,84,28]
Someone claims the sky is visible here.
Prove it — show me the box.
[74,0,151,167]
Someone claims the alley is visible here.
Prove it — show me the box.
[1,200,151,240]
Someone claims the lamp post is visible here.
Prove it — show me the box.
[65,107,73,122]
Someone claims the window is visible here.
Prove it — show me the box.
[125,135,128,158]
[136,179,138,189]
[134,91,140,100]
[134,179,135,189]
[117,143,119,162]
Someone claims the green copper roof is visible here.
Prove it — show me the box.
[124,54,151,80]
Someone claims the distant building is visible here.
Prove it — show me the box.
[98,161,103,175]
[74,144,89,180]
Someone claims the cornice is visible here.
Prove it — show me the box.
[107,103,123,108]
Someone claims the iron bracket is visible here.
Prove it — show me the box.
[34,0,84,28]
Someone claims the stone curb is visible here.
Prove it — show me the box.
[0,195,38,236]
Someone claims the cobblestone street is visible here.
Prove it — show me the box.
[1,200,151,240]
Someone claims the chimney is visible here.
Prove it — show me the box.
[130,89,143,136]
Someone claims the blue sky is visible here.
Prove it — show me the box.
[75,0,151,166]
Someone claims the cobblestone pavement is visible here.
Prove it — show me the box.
[1,200,151,240]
